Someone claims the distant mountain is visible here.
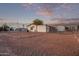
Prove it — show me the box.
[50,18,79,24]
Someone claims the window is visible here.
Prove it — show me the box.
[30,26,34,30]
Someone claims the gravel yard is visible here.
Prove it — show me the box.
[0,32,79,56]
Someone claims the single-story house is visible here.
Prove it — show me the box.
[0,23,28,32]
[27,25,47,32]
[27,23,79,32]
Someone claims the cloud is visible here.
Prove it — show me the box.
[21,3,33,9]
[52,4,75,19]
[36,4,64,17]
[0,18,4,20]
[0,18,18,23]
[21,3,38,11]
[51,18,79,24]
[21,3,61,17]
[21,3,33,6]
[36,6,53,16]
[60,4,74,11]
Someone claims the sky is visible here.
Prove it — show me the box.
[0,3,79,24]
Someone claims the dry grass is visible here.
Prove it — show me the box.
[0,32,79,56]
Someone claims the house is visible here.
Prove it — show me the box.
[27,24,65,32]
[48,23,79,32]
[0,23,28,32]
[27,23,79,32]
[27,24,47,32]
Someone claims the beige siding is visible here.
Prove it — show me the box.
[37,25,46,32]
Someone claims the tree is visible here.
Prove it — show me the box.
[0,24,15,32]
[32,19,43,32]
[0,26,3,31]
[32,19,43,25]
[2,24,10,31]
[0,24,10,31]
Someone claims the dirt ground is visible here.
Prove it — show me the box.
[0,32,79,56]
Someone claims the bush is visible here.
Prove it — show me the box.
[0,27,3,31]
[2,24,10,31]
[0,24,13,31]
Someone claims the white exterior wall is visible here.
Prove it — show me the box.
[27,25,47,32]
[37,25,46,32]
[56,26,65,32]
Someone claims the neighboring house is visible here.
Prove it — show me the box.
[6,23,28,32]
[48,23,79,32]
[27,23,79,32]
[0,23,28,32]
